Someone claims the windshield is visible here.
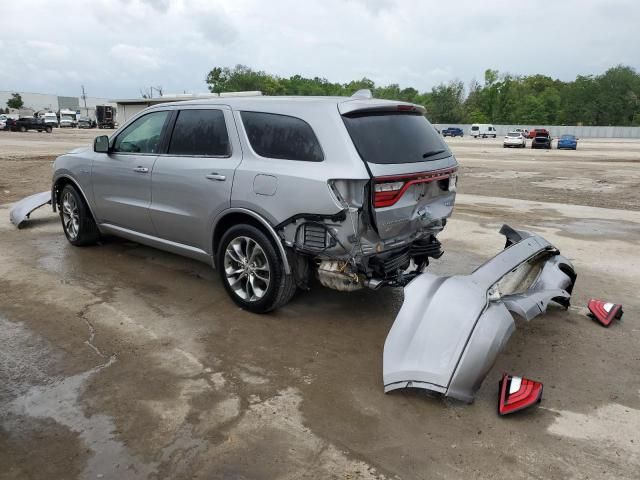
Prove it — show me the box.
[61,115,74,120]
[508,132,520,137]
[471,126,479,131]
[561,135,575,140]
[342,112,451,164]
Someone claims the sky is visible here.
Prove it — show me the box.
[1,0,639,99]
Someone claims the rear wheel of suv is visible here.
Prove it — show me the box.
[59,184,100,246]
[19,126,26,132]
[217,224,296,313]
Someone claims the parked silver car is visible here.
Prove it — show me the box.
[51,93,458,312]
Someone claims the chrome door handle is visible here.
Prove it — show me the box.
[133,166,149,173]
[205,173,226,181]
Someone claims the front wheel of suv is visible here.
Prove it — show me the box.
[217,224,296,313]
[59,184,100,246]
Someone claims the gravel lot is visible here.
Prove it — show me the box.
[1,129,639,479]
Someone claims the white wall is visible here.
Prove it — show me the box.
[0,91,58,111]
[117,103,150,124]
[0,90,115,114]
[432,124,640,138]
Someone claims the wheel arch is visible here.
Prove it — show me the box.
[212,208,291,274]
[52,175,98,222]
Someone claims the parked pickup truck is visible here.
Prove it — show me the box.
[442,127,464,137]
[10,117,53,133]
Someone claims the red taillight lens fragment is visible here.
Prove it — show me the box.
[587,299,623,327]
[373,167,457,208]
[498,373,543,416]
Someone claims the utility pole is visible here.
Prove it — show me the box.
[81,85,87,109]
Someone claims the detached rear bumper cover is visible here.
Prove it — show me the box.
[9,191,52,228]
[383,225,576,403]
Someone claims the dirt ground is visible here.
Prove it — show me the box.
[1,129,639,479]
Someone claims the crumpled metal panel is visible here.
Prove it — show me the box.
[383,224,576,402]
[9,191,52,228]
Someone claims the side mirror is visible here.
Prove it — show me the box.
[94,135,110,153]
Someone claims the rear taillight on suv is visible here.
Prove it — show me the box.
[373,167,458,208]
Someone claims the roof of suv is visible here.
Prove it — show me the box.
[150,96,426,116]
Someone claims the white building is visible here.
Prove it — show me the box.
[0,90,115,118]
[111,91,262,124]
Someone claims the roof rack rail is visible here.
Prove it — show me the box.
[351,89,373,99]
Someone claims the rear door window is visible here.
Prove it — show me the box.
[241,111,323,162]
[342,112,451,164]
[168,109,230,156]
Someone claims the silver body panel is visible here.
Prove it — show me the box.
[383,225,576,403]
[9,191,51,227]
[149,106,242,251]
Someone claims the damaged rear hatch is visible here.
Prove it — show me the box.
[340,101,458,241]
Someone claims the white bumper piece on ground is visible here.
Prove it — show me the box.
[9,191,51,228]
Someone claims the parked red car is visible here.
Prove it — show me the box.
[528,128,549,139]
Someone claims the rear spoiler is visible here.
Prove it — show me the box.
[338,99,426,116]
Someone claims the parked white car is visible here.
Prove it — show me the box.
[59,109,77,128]
[503,131,526,148]
[470,123,497,138]
[42,112,59,128]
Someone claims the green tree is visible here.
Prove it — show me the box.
[203,64,640,126]
[7,93,23,109]
[428,80,465,123]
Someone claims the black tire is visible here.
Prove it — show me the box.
[217,224,296,313]
[493,134,496,138]
[19,126,26,132]
[46,126,52,133]
[59,184,100,246]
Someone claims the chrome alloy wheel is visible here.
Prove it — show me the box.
[223,236,271,301]
[61,191,80,240]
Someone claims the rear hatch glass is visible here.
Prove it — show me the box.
[342,111,457,240]
[342,112,451,164]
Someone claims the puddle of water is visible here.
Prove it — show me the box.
[0,315,155,479]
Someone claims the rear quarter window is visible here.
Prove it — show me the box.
[241,111,323,162]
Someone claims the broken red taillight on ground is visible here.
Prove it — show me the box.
[588,299,624,327]
[373,167,458,208]
[498,374,543,416]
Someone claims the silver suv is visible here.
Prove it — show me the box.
[52,93,458,312]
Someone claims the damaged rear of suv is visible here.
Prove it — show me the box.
[48,92,457,313]
[227,94,458,311]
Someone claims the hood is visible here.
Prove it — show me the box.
[67,146,92,155]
